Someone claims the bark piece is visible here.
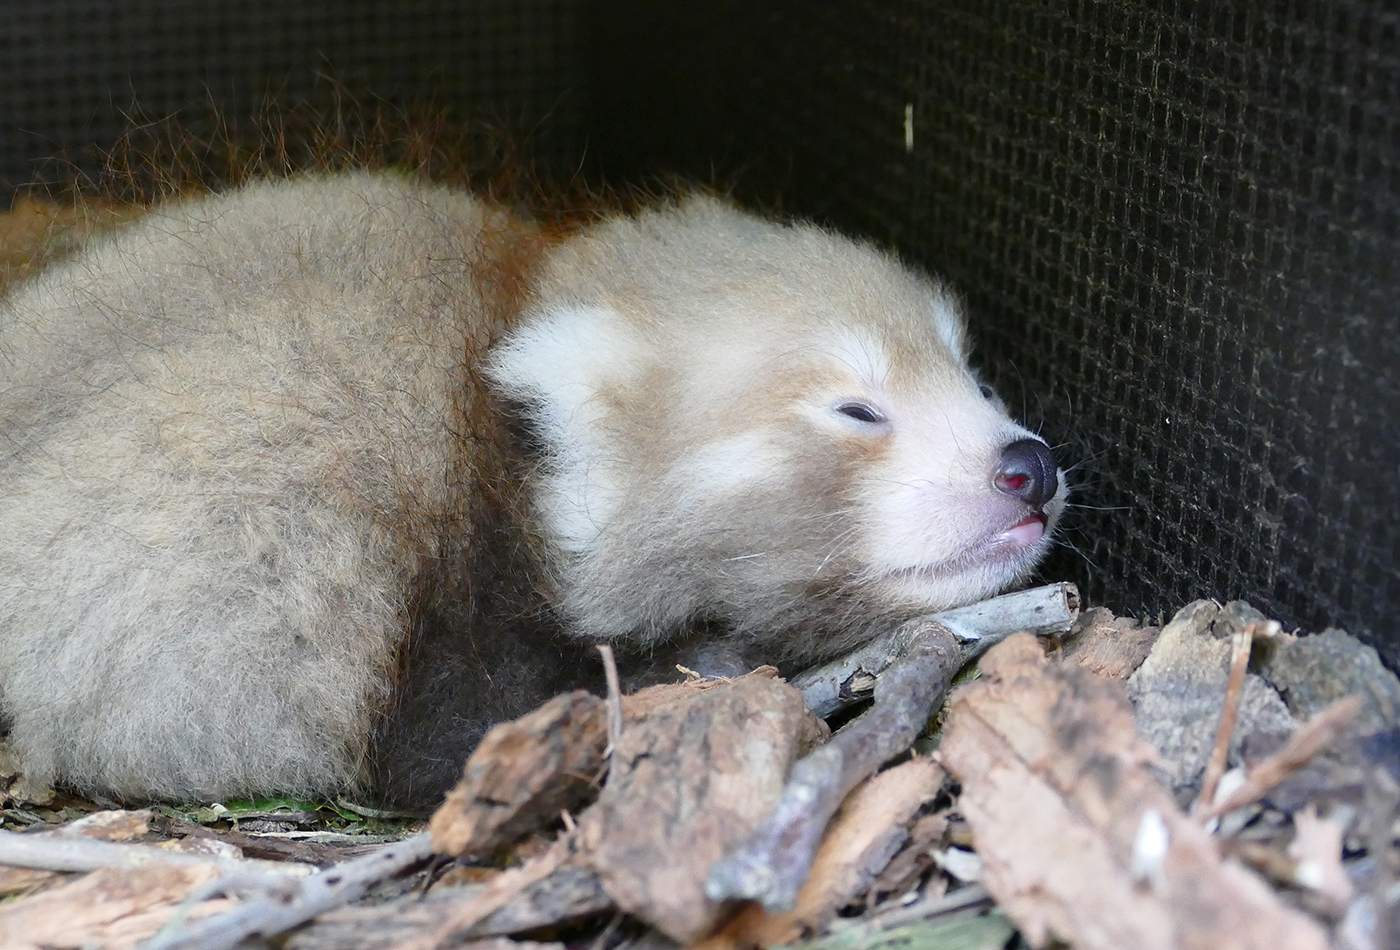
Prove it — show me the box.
[431,691,609,857]
[1126,601,1296,799]
[709,585,1077,916]
[1060,607,1159,680]
[941,633,1331,950]
[867,810,950,901]
[578,669,815,944]
[393,836,573,950]
[0,861,232,950]
[1259,628,1400,733]
[0,866,67,898]
[701,757,946,950]
[54,808,151,841]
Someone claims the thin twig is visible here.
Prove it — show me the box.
[1198,695,1363,822]
[853,883,993,931]
[597,644,624,759]
[0,828,310,878]
[138,832,435,950]
[391,835,572,950]
[1194,625,1255,813]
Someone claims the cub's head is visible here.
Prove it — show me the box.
[489,197,1066,664]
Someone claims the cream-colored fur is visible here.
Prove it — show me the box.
[0,172,1064,801]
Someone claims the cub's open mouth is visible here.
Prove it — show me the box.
[893,512,1051,583]
[995,513,1048,547]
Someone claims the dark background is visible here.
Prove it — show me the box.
[4,0,1396,664]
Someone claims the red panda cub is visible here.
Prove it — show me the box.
[0,172,1064,807]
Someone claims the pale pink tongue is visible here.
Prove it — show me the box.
[1003,514,1046,545]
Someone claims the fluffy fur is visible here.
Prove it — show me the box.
[0,172,1065,805]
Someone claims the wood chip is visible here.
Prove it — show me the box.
[578,669,816,943]
[52,808,151,842]
[0,861,231,950]
[1060,606,1159,681]
[940,633,1331,950]
[0,866,67,899]
[866,810,949,901]
[1287,806,1353,910]
[431,691,609,856]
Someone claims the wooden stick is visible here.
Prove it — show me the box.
[856,882,992,930]
[793,582,1081,718]
[1194,625,1255,814]
[709,584,1080,913]
[707,626,962,911]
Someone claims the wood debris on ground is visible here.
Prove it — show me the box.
[1,583,1397,950]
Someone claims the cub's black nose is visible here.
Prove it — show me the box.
[995,438,1059,509]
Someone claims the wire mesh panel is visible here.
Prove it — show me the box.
[905,0,1400,653]
[587,0,1400,664]
[0,0,584,191]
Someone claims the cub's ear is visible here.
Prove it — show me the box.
[929,291,970,364]
[486,304,647,555]
[486,304,651,420]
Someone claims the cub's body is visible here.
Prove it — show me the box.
[0,173,1064,805]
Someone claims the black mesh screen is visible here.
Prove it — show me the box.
[0,0,584,191]
[4,1,1398,664]
[586,0,1400,667]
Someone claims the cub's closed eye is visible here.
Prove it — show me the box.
[836,402,885,424]
[978,384,996,399]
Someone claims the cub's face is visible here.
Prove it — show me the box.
[490,197,1065,661]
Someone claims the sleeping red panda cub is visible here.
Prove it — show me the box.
[0,172,1064,807]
